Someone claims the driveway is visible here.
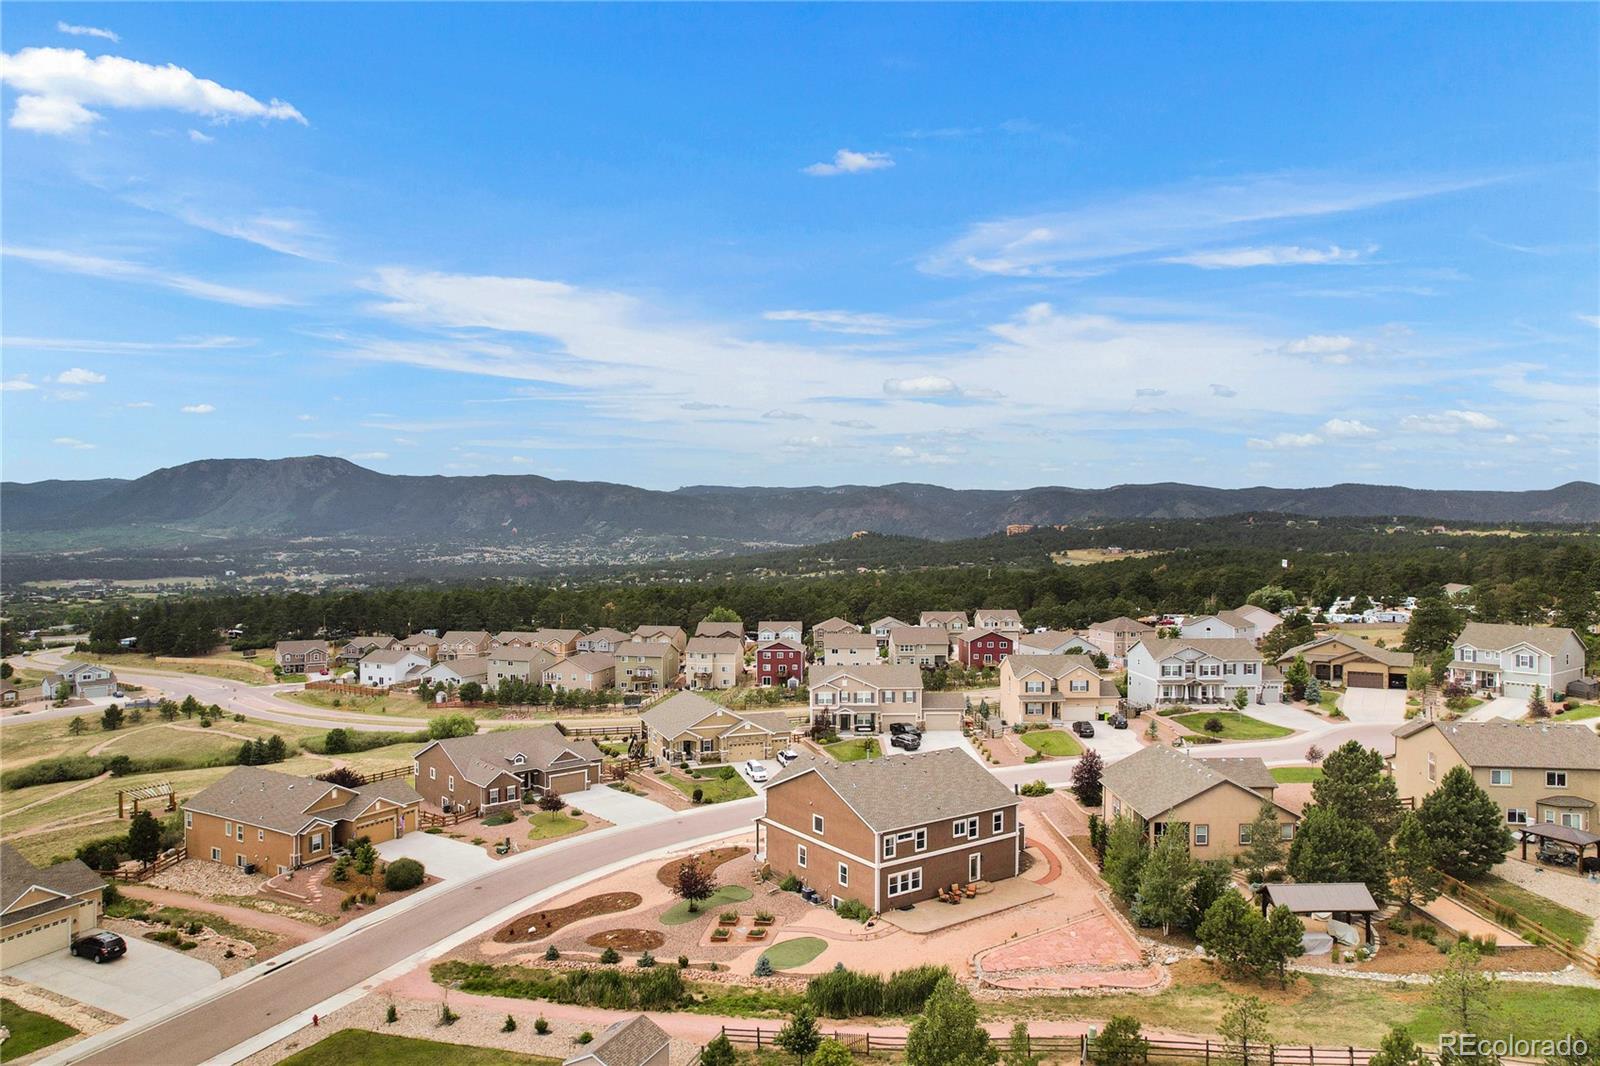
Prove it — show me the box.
[377,832,499,880]
[572,783,676,827]
[1338,688,1408,723]
[1080,722,1143,761]
[1463,696,1526,722]
[875,730,980,759]
[1244,702,1326,733]
[4,938,220,1020]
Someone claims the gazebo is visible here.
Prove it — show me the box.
[1258,882,1380,945]
[1516,823,1600,873]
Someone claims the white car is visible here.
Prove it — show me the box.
[744,760,770,783]
[775,748,800,766]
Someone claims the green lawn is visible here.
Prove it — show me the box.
[1471,874,1595,946]
[1317,690,1341,714]
[659,885,753,925]
[278,1030,559,1066]
[823,738,880,762]
[1553,703,1600,721]
[1019,730,1084,757]
[86,652,276,686]
[0,998,78,1058]
[1171,711,1294,741]
[1271,766,1325,783]
[760,936,828,970]
[527,811,585,840]
[663,769,754,804]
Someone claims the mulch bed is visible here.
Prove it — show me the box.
[656,846,750,888]
[492,892,642,943]
[584,928,667,951]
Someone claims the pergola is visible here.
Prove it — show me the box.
[1517,822,1600,872]
[1258,882,1380,943]
[117,781,175,818]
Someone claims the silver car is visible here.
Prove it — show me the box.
[744,760,770,783]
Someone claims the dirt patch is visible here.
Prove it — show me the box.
[584,928,667,951]
[1169,957,1316,1006]
[656,846,750,888]
[493,891,642,943]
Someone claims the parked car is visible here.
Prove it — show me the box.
[1072,720,1096,738]
[1108,713,1127,729]
[71,931,126,964]
[778,747,799,763]
[744,760,770,783]
[890,731,921,751]
[889,722,922,737]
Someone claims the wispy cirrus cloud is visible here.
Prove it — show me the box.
[763,309,930,336]
[802,149,893,177]
[1398,409,1501,434]
[181,403,216,414]
[1164,244,1369,269]
[1322,418,1379,438]
[56,21,118,43]
[1,246,290,308]
[53,436,95,449]
[1247,432,1322,450]
[2,334,251,354]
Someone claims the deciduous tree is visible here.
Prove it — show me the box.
[1102,815,1149,904]
[1071,748,1104,808]
[674,858,716,913]
[904,976,997,1066]
[1135,825,1193,935]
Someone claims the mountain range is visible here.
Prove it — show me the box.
[3,457,1596,556]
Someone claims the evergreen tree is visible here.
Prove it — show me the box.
[1310,740,1404,843]
[1090,1016,1149,1066]
[776,1006,822,1058]
[1404,597,1464,654]
[237,741,257,766]
[1102,815,1150,904]
[904,976,997,1066]
[1429,940,1497,1035]
[1287,808,1390,904]
[699,1034,737,1066]
[1416,766,1508,880]
[1257,903,1307,987]
[1304,677,1322,706]
[68,715,86,735]
[1185,859,1235,935]
[127,810,163,865]
[1368,1026,1432,1066]
[807,1041,854,1066]
[101,704,124,731]
[1283,656,1311,699]
[1241,802,1287,883]
[1196,891,1264,978]
[1002,1021,1039,1066]
[1135,825,1193,934]
[265,734,288,762]
[1218,996,1271,1050]
[1389,812,1443,908]
[1528,684,1548,718]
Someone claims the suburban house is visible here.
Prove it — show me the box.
[40,661,118,700]
[421,657,491,689]
[576,628,632,654]
[541,652,617,692]
[1086,617,1155,659]
[1390,719,1600,830]
[438,630,493,661]
[0,843,104,968]
[400,632,442,661]
[1277,633,1413,690]
[641,692,792,765]
[488,646,559,688]
[184,767,422,873]
[756,639,808,688]
[997,654,1119,726]
[973,609,1025,635]
[869,616,907,651]
[812,617,860,644]
[694,619,746,640]
[273,640,330,676]
[821,630,880,667]
[1447,623,1589,699]
[633,625,688,652]
[1126,637,1281,707]
[562,1015,671,1066]
[358,647,432,688]
[919,610,968,633]
[1101,745,1297,857]
[758,620,805,643]
[615,640,679,695]
[683,637,746,690]
[412,726,603,812]
[888,626,953,668]
[955,630,1014,668]
[756,748,1023,910]
[1014,630,1099,656]
[1235,604,1284,641]
[340,635,398,663]
[494,630,579,656]
[807,663,965,733]
[1180,610,1260,642]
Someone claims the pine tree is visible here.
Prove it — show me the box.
[699,1034,737,1066]
[776,1006,822,1058]
[1429,940,1497,1034]
[1002,1022,1039,1066]
[1309,740,1404,843]
[904,977,997,1066]
[1304,677,1322,706]
[1197,891,1264,978]
[1416,766,1508,880]
[1241,802,1287,883]
[1404,597,1464,654]
[1257,904,1306,987]
[1368,1026,1431,1066]
[1135,826,1193,934]
[1287,808,1390,904]
[1218,996,1271,1050]
[1389,812,1442,908]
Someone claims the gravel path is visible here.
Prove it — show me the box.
[120,884,319,944]
[1490,858,1600,954]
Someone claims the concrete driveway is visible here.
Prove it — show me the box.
[1080,721,1144,761]
[1338,688,1408,723]
[875,730,980,759]
[1464,696,1527,722]
[377,832,499,880]
[573,783,676,826]
[4,938,220,1020]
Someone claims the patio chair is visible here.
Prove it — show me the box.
[964,883,977,898]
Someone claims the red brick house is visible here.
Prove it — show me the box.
[756,639,807,688]
[955,631,1014,668]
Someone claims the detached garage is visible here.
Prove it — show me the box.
[1,844,104,969]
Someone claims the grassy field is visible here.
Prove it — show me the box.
[1171,711,1294,741]
[1472,874,1595,946]
[660,885,753,925]
[1554,704,1600,721]
[1271,766,1325,783]
[279,1030,559,1066]
[760,936,828,970]
[1326,624,1408,645]
[823,738,880,762]
[527,811,585,840]
[1020,730,1084,757]
[0,998,78,1058]
[283,690,424,716]
[1051,547,1165,566]
[84,652,276,685]
[663,768,754,804]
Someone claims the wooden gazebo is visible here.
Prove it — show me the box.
[1517,822,1600,872]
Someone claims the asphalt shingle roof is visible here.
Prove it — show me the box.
[421,726,603,787]
[1396,719,1600,770]
[807,663,924,689]
[565,1015,670,1066]
[1457,622,1583,656]
[2,843,103,916]
[187,767,421,834]
[769,747,1016,832]
[1101,744,1274,820]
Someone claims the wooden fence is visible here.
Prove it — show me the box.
[111,847,187,883]
[316,764,411,785]
[554,721,642,740]
[418,809,477,828]
[1439,872,1600,975]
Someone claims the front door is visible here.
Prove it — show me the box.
[968,853,982,881]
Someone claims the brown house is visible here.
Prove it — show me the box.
[1101,745,1296,858]
[757,748,1022,911]
[641,692,792,765]
[340,635,399,663]
[542,652,617,692]
[1277,633,1413,690]
[412,726,603,813]
[1,843,104,967]
[184,767,422,874]
[274,640,330,675]
[438,630,493,661]
[1086,616,1155,659]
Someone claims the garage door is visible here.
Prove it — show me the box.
[1346,671,1382,689]
[1503,682,1535,699]
[1388,672,1408,690]
[547,770,591,795]
[355,812,399,843]
[922,711,964,732]
[0,914,72,969]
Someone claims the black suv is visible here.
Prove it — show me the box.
[1071,720,1096,738]
[888,722,922,737]
[71,931,127,964]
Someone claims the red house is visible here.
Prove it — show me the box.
[956,631,1014,668]
[756,639,807,688]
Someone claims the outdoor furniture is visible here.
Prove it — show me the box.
[964,884,976,898]
[1517,823,1600,874]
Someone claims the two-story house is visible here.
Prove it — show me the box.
[887,626,952,668]
[358,647,432,689]
[1126,637,1280,707]
[683,637,746,690]
[488,646,558,688]
[495,629,581,656]
[1277,633,1412,690]
[1102,745,1296,858]
[997,654,1118,726]
[868,617,908,651]
[756,639,808,688]
[413,726,602,812]
[1180,610,1259,642]
[1448,623,1588,699]
[576,628,632,654]
[40,661,119,699]
[437,631,492,661]
[811,617,860,647]
[421,657,490,689]
[955,630,1014,668]
[757,621,804,643]
[1014,630,1099,656]
[340,635,398,664]
[1390,719,1600,831]
[919,611,968,634]
[757,748,1023,910]
[633,625,687,653]
[273,640,329,676]
[642,692,792,765]
[399,633,442,662]
[807,664,964,733]
[694,619,745,640]
[820,631,880,668]
[615,640,679,695]
[973,609,1025,636]
[541,652,617,693]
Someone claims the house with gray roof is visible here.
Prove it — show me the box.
[359,646,433,688]
[1102,744,1296,858]
[1448,622,1588,699]
[1,843,104,967]
[40,661,118,700]
[563,1015,671,1066]
[438,630,492,661]
[641,692,793,766]
[412,725,603,813]
[806,663,955,732]
[273,640,330,676]
[1127,636,1281,707]
[973,608,1024,634]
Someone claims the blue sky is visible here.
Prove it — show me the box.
[2,4,1596,490]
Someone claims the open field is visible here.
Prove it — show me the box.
[1020,730,1084,757]
[284,689,420,715]
[81,651,277,685]
[279,1030,559,1066]
[1324,624,1408,644]
[1171,711,1294,740]
[1051,547,1165,566]
[0,998,79,1058]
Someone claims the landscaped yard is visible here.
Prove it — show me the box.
[760,936,828,970]
[662,768,754,804]
[1271,766,1325,783]
[1471,874,1595,946]
[279,1030,559,1066]
[1554,703,1600,722]
[0,998,78,1058]
[660,885,753,925]
[1316,690,1341,714]
[527,811,585,840]
[1171,711,1294,741]
[1019,730,1084,757]
[822,738,880,762]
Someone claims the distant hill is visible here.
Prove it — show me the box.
[3,456,1597,553]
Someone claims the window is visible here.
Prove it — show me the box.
[903,690,917,703]
[816,691,835,705]
[448,775,455,792]
[1280,824,1295,841]
[1243,663,1258,676]
[1515,653,1534,669]
[993,811,1005,833]
[1547,771,1568,788]
[838,863,849,887]
[1506,809,1529,826]
[701,738,714,753]
[915,828,927,852]
[1427,752,1436,783]
[1490,769,1513,786]
[797,844,807,868]
[884,836,896,859]
[258,828,265,842]
[236,825,244,842]
[429,767,437,781]
[952,816,979,839]
[310,833,325,852]
[887,869,922,897]
[211,847,221,861]
[882,690,895,703]
[224,820,232,836]
[1069,679,1089,693]
[813,814,825,835]
[489,787,500,804]
[1024,680,1045,694]
[1193,824,1210,847]
[1238,825,1253,846]
[236,854,247,869]
[185,812,193,829]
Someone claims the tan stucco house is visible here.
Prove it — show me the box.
[1102,745,1297,858]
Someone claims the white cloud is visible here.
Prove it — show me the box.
[1577,313,1600,328]
[1,377,39,391]
[52,436,95,449]
[2,245,290,308]
[922,173,1492,276]
[1135,387,1165,398]
[1247,433,1322,450]
[802,149,894,177]
[1321,418,1379,438]
[124,401,154,408]
[187,128,214,143]
[181,403,215,414]
[763,309,927,335]
[1164,244,1367,269]
[54,367,105,385]
[780,435,830,452]
[0,47,305,134]
[2,334,249,353]
[888,444,957,465]
[57,21,120,42]
[883,375,960,398]
[349,451,390,461]
[1209,384,1237,398]
[139,201,328,259]
[1398,409,1502,434]
[1283,334,1356,355]
[762,409,806,421]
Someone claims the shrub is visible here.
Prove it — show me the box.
[544,944,560,961]
[438,1004,458,1026]
[678,954,690,969]
[692,787,704,803]
[805,963,949,1018]
[780,874,802,892]
[637,952,656,968]
[483,811,515,827]
[502,1014,517,1032]
[385,1004,398,1024]
[383,858,426,891]
[1019,780,1053,797]
[754,954,774,977]
[1204,716,1225,733]
[534,1016,550,1034]
[577,1032,593,1045]
[600,947,621,965]
[834,898,872,923]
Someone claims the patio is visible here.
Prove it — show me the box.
[1513,822,1600,875]
[877,877,1052,934]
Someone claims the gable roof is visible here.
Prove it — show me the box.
[275,640,327,655]
[564,1015,670,1066]
[1394,719,1600,770]
[491,645,559,666]
[769,748,1016,832]
[1101,745,1276,820]
[1015,630,1096,653]
[417,726,603,787]
[694,620,745,638]
[890,626,952,645]
[1456,622,1583,656]
[822,631,879,650]
[548,652,615,674]
[869,616,907,630]
[187,767,421,834]
[808,663,923,689]
[401,632,442,648]
[616,640,671,659]
[919,610,967,625]
[2,843,103,917]
[758,620,803,633]
[685,636,743,655]
[1007,653,1100,679]
[641,691,783,739]
[757,639,805,654]
[1134,636,1263,662]
[427,656,490,681]
[1234,604,1284,628]
[1278,633,1414,668]
[582,627,632,644]
[361,647,428,666]
[1092,616,1153,633]
[812,616,859,634]
[974,609,1023,625]
[440,630,491,645]
[633,625,686,648]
